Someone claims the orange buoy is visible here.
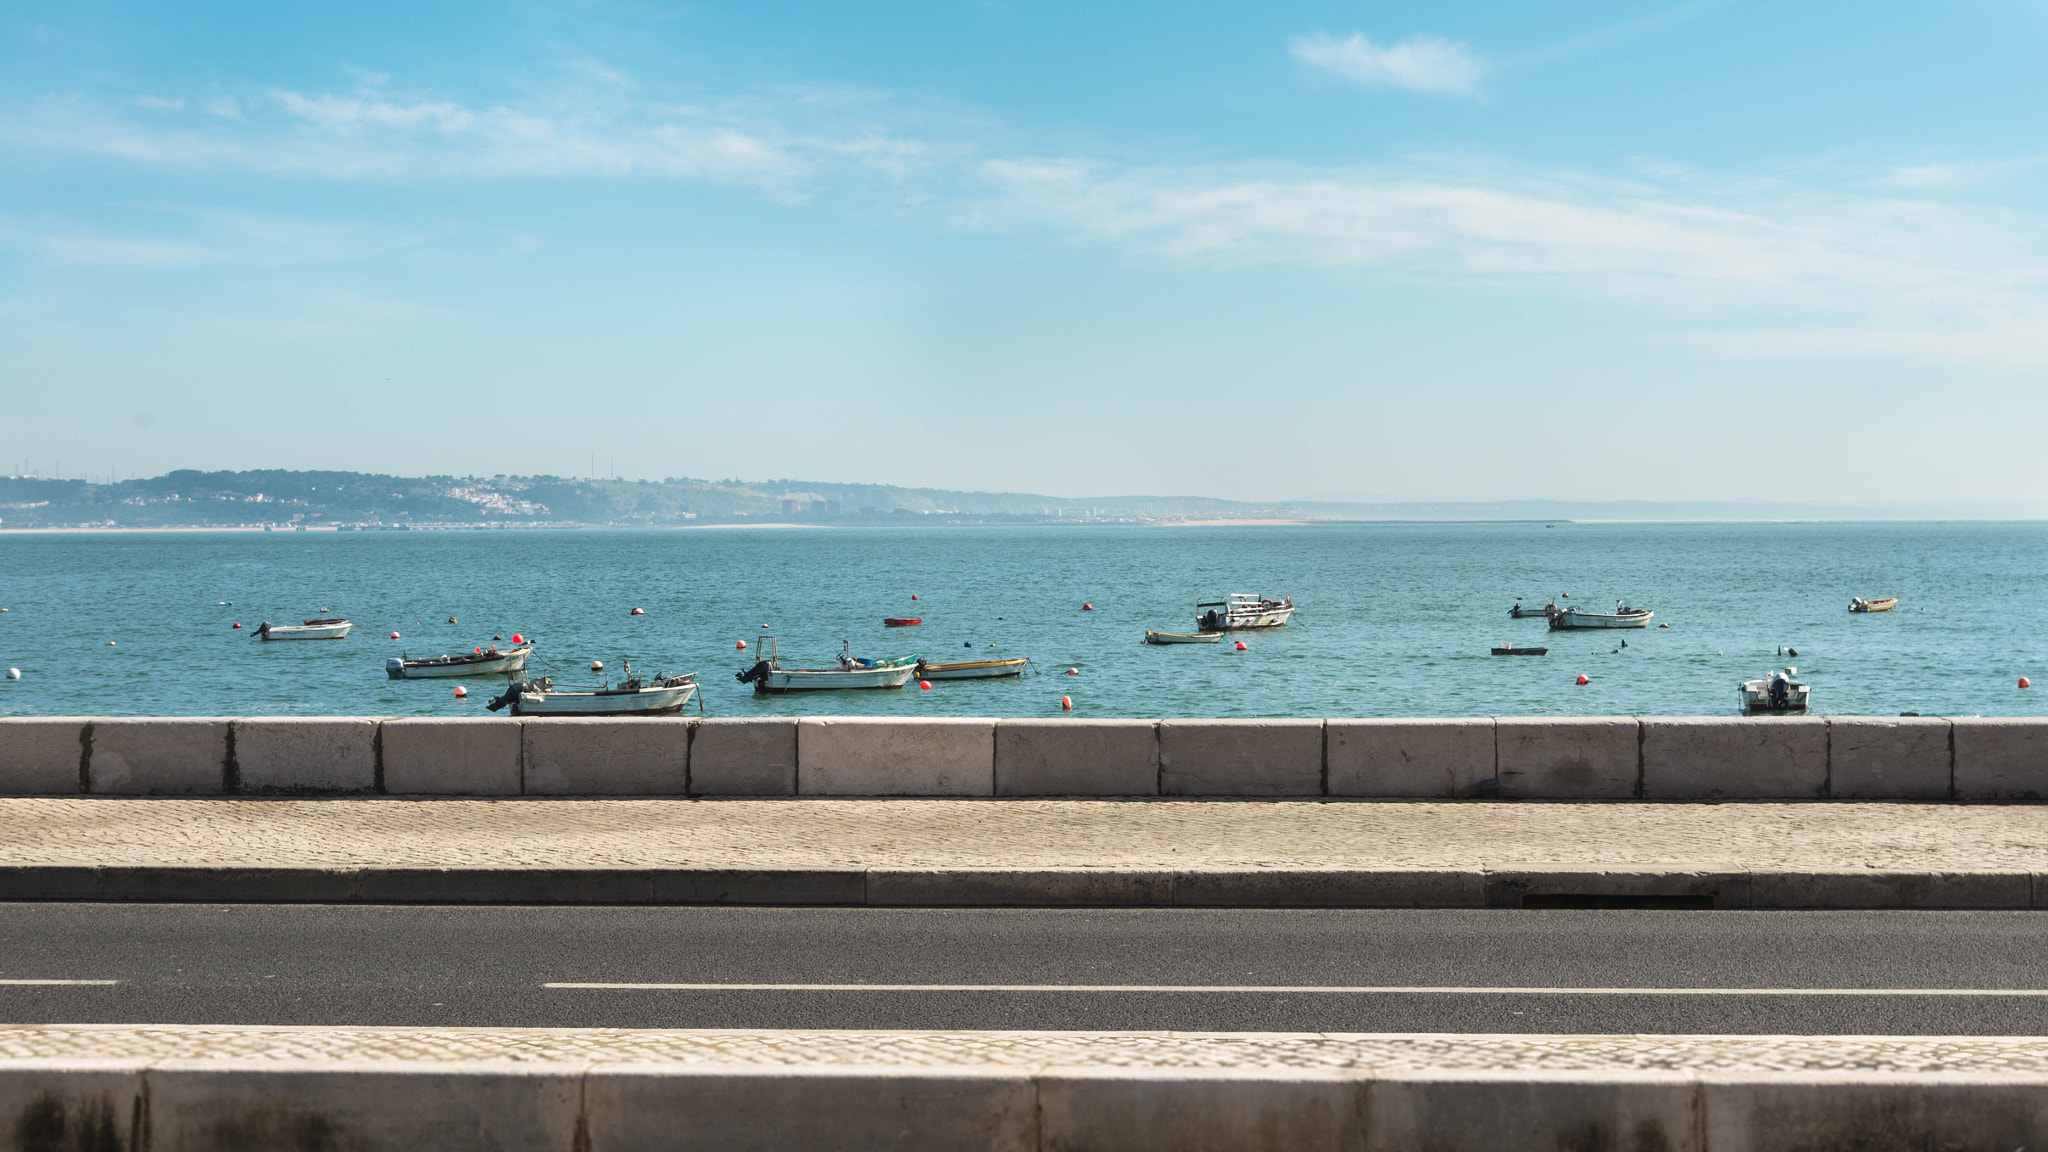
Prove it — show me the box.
[591,660,604,672]
[630,607,645,616]
[2022,677,2033,689]
[1082,603,1093,611]
[1234,641,1247,650]
[1061,695,1073,710]
[231,622,242,629]
[1576,674,1590,685]
[389,631,400,639]
[453,685,468,698]
[911,593,919,600]
[737,640,748,649]
[919,680,932,691]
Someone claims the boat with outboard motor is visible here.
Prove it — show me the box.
[1491,643,1548,656]
[1849,597,1898,613]
[736,639,919,693]
[1549,602,1654,630]
[1195,594,1295,632]
[1509,598,1558,620]
[1739,667,1810,714]
[486,661,697,716]
[916,656,1030,680]
[386,646,532,679]
[255,618,353,640]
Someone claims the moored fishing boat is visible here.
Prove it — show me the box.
[1849,597,1898,613]
[486,667,697,716]
[1549,603,1653,630]
[386,646,532,679]
[1509,599,1558,619]
[1195,593,1295,632]
[1491,644,1548,655]
[916,656,1030,680]
[1145,631,1220,645]
[883,617,923,627]
[255,618,353,640]
[1739,668,1809,714]
[736,639,919,693]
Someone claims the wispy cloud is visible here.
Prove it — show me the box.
[1289,32,1486,97]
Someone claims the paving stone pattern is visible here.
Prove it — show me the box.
[1,1026,2046,1075]
[0,798,2045,871]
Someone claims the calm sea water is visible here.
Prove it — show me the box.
[0,522,2042,719]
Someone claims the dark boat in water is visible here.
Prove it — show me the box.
[1491,644,1548,656]
[883,617,923,627]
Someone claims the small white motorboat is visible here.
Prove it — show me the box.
[386,646,533,679]
[1849,596,1898,613]
[255,618,353,641]
[916,657,1030,680]
[736,639,918,694]
[1509,598,1558,619]
[1145,631,1220,645]
[1195,594,1295,632]
[486,665,697,716]
[1549,603,1653,630]
[1739,668,1810,714]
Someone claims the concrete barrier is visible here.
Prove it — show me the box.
[588,1067,1036,1151]
[1496,717,1639,798]
[798,718,995,796]
[690,718,797,795]
[1158,719,1323,796]
[1326,719,1493,798]
[233,717,377,793]
[1368,1074,1699,1152]
[380,718,522,795]
[88,718,227,795]
[1829,716,1951,799]
[995,719,1158,796]
[522,718,687,795]
[148,1065,581,1152]
[1953,717,2048,800]
[0,718,85,794]
[1038,1071,1365,1150]
[1641,717,1827,799]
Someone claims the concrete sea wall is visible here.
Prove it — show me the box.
[2,715,2044,799]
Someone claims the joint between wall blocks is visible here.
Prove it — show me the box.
[1822,717,1833,799]
[76,722,92,794]
[372,720,385,794]
[222,721,240,794]
[1634,719,1645,799]
[1949,720,1958,802]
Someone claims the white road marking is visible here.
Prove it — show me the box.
[543,982,2048,997]
[0,979,118,986]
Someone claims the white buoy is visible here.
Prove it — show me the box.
[107,641,116,647]
[5,668,18,680]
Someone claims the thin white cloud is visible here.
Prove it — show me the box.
[1289,32,1486,97]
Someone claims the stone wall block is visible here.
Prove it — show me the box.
[994,719,1158,796]
[233,717,377,793]
[379,718,522,795]
[1158,719,1323,796]
[521,719,687,795]
[1326,718,1493,797]
[797,718,995,796]
[0,717,88,794]
[1495,717,1639,798]
[1640,717,1827,799]
[690,718,798,795]
[1368,1073,1701,1152]
[1037,1070,1365,1152]
[1829,716,1951,799]
[1953,717,2048,800]
[88,718,227,795]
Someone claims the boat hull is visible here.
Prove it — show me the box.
[512,682,696,716]
[757,664,918,693]
[1491,647,1548,656]
[917,658,1029,680]
[1549,609,1653,630]
[883,618,923,627]
[1509,607,1553,619]
[1849,598,1897,613]
[1146,631,1220,645]
[1195,610,1294,632]
[387,648,532,679]
[1739,681,1810,714]
[259,623,352,640]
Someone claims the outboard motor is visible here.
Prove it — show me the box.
[736,660,773,686]
[1768,673,1790,708]
[1203,609,1220,629]
[485,682,526,712]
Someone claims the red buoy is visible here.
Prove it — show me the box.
[1082,603,1093,611]
[630,607,645,616]
[1235,641,1247,650]
[231,622,242,629]
[2022,677,2033,689]
[1576,673,1590,685]
[1061,695,1073,711]
[737,640,748,649]
[1065,667,1080,676]
[390,631,400,639]
[453,685,468,698]
[512,633,524,644]
[910,593,919,600]
[919,680,932,691]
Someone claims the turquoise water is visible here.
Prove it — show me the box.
[0,522,2042,718]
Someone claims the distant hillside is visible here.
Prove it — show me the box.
[0,470,1292,528]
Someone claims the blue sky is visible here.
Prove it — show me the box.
[4,1,2046,501]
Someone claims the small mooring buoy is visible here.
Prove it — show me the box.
[453,685,468,698]
[591,660,604,672]
[231,622,242,629]
[1082,603,1093,611]
[964,641,973,648]
[919,680,932,691]
[390,631,400,639]
[1576,673,1590,685]
[1061,695,1073,711]
[512,633,524,644]
[1235,641,1247,650]
[5,668,18,680]
[736,640,748,649]
[1065,667,1080,676]
[448,616,458,624]
[630,607,645,616]
[2022,677,2033,689]
[107,641,116,647]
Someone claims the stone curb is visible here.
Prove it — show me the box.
[0,864,2030,908]
[4,1027,2048,1151]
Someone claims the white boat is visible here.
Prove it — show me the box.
[1145,631,1220,645]
[1849,597,1898,613]
[1195,593,1295,632]
[1549,603,1653,630]
[736,639,919,694]
[487,668,697,716]
[1509,599,1558,619]
[1739,668,1809,714]
[255,618,353,641]
[916,657,1030,680]
[386,646,532,679]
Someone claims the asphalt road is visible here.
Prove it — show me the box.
[1,904,2046,1034]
